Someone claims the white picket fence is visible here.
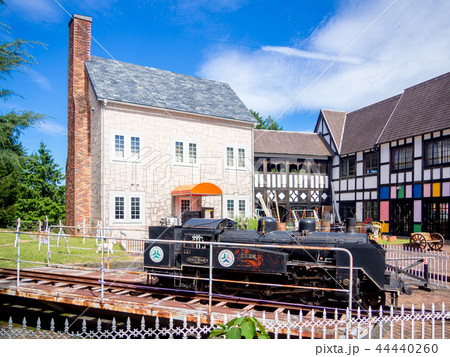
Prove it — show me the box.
[1,304,449,339]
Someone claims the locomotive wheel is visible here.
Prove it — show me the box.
[297,288,329,306]
[361,292,385,310]
[212,281,239,296]
[194,279,207,292]
[428,233,444,251]
[410,233,427,250]
[295,269,331,306]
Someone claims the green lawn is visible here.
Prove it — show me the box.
[0,230,134,269]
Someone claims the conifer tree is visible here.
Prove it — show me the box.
[15,142,65,222]
[0,0,44,226]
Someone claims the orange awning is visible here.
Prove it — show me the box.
[171,182,222,196]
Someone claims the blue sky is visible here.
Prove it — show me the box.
[1,0,450,171]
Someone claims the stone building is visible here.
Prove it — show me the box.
[67,14,255,230]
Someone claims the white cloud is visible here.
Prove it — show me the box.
[29,70,52,91]
[35,120,67,137]
[3,0,121,24]
[5,0,62,23]
[198,0,450,121]
[261,46,363,65]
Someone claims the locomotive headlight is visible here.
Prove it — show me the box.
[342,278,350,287]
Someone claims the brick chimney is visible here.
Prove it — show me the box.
[66,14,92,227]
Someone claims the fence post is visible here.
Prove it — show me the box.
[15,218,21,290]
[47,224,51,267]
[208,242,213,318]
[100,222,105,301]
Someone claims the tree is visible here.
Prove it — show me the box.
[15,142,65,222]
[251,109,282,130]
[0,1,44,226]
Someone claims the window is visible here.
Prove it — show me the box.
[111,193,144,223]
[364,152,378,175]
[364,201,378,221]
[227,200,234,218]
[189,143,197,164]
[238,148,245,168]
[340,156,356,178]
[174,140,198,165]
[181,199,190,213]
[391,145,413,171]
[175,141,184,163]
[115,197,125,220]
[425,137,450,166]
[227,147,234,167]
[131,137,140,158]
[225,146,246,169]
[224,197,248,219]
[238,200,246,218]
[115,135,125,158]
[130,197,140,220]
[112,133,142,161]
[339,202,356,222]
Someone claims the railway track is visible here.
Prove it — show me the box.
[1,267,449,339]
[0,267,349,317]
[0,267,442,318]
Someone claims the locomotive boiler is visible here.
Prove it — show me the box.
[144,217,408,308]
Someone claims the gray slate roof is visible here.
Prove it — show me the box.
[85,56,256,124]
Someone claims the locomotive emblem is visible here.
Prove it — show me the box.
[149,246,164,263]
[218,249,234,267]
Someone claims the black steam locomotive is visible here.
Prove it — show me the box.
[144,217,408,308]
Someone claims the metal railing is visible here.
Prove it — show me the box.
[382,244,449,289]
[5,225,355,311]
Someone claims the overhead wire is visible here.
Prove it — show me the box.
[50,0,399,329]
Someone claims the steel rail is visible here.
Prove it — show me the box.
[0,268,356,317]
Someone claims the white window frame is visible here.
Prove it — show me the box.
[224,145,247,170]
[110,191,145,224]
[110,131,143,163]
[223,195,248,219]
[172,138,199,167]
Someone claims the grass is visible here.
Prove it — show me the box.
[0,230,136,270]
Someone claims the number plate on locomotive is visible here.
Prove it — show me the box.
[186,256,209,265]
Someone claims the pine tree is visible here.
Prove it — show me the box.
[250,110,282,130]
[0,1,44,226]
[15,142,65,222]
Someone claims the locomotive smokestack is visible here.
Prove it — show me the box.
[346,217,356,234]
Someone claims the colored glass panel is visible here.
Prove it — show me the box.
[406,185,412,198]
[380,201,389,221]
[443,182,450,197]
[398,185,405,199]
[413,184,422,198]
[432,182,440,197]
[390,186,397,199]
[423,183,431,197]
[380,186,390,199]
[414,224,422,233]
[381,222,389,233]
